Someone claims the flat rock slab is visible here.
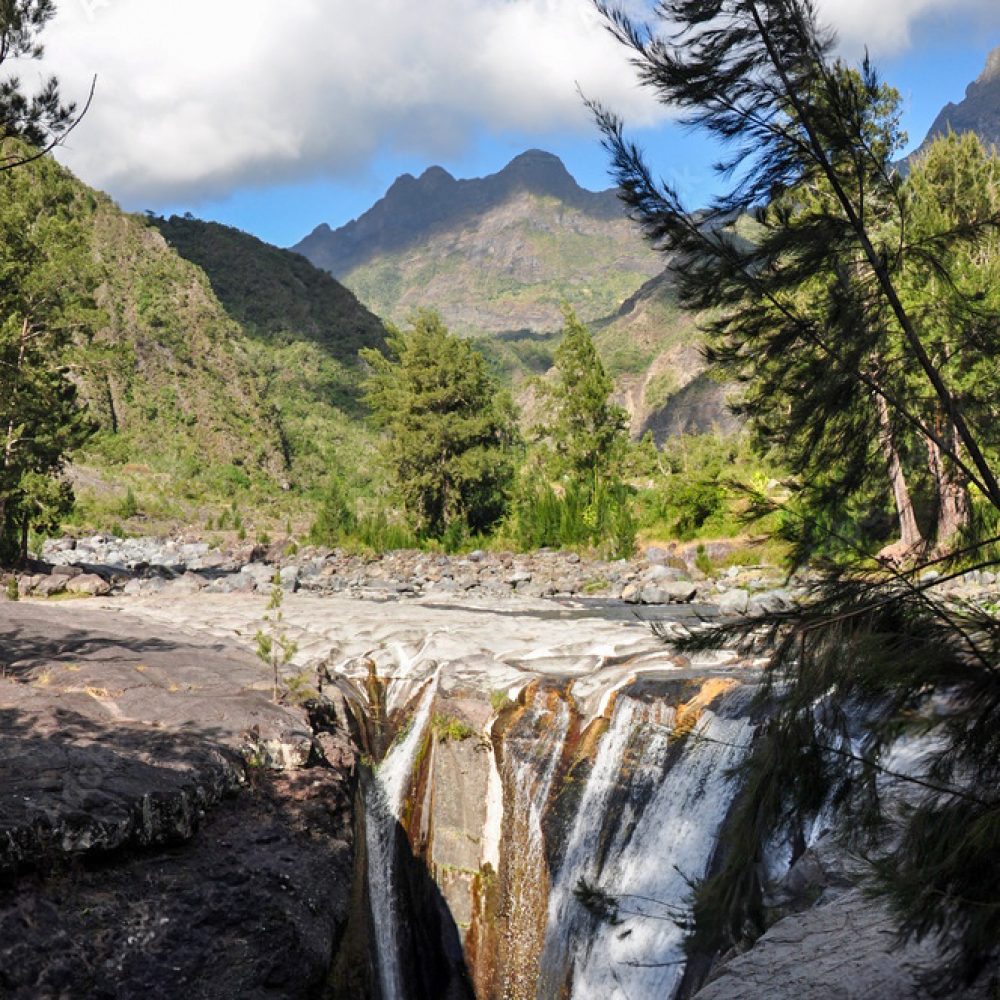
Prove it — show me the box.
[0,601,357,999]
[0,766,355,1000]
[0,602,315,874]
[693,888,987,1000]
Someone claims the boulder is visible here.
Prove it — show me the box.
[641,581,698,604]
[716,588,749,615]
[33,575,67,598]
[66,573,112,597]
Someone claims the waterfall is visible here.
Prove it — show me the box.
[537,695,643,996]
[568,707,753,1000]
[365,675,438,1000]
[496,693,571,1000]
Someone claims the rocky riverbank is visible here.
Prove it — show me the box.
[0,602,358,1000]
[10,532,998,620]
[4,533,813,613]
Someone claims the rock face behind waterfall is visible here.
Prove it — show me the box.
[342,664,756,1000]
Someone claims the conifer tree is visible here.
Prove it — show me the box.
[1,1,88,170]
[591,0,1000,557]
[361,310,518,540]
[537,306,629,484]
[591,0,1000,986]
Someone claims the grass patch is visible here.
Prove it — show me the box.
[432,714,477,743]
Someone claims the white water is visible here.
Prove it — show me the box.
[498,695,572,999]
[568,709,753,1000]
[537,695,643,997]
[366,675,438,1000]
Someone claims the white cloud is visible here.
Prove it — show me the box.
[39,0,664,204]
[33,0,1000,205]
[817,0,1000,55]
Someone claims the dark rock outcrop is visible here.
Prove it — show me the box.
[0,603,357,1000]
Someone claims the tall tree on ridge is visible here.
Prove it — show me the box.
[1,0,91,170]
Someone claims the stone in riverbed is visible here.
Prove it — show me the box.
[66,573,112,597]
[747,589,794,615]
[716,588,749,615]
[641,581,698,604]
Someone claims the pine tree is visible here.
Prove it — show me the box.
[536,306,629,484]
[590,0,1000,558]
[1,1,87,170]
[520,307,635,556]
[590,0,1000,986]
[361,310,518,540]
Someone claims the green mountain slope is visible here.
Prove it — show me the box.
[3,157,386,527]
[591,270,738,441]
[152,215,386,365]
[81,198,287,484]
[294,150,662,337]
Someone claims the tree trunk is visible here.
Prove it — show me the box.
[927,425,971,551]
[875,390,924,555]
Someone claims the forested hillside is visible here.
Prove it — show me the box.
[3,156,387,530]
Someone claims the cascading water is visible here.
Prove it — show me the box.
[566,704,753,1000]
[494,692,572,999]
[365,674,438,1000]
[536,694,644,997]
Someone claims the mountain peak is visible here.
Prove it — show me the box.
[293,149,625,277]
[419,165,455,184]
[976,46,1000,86]
[498,149,575,188]
[913,45,1000,159]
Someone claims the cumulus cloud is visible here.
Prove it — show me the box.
[33,0,1000,204]
[817,0,1000,56]
[38,0,664,204]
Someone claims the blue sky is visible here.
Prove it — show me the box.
[40,1,1000,249]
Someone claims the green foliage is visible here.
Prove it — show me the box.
[489,689,513,714]
[0,2,78,165]
[596,0,1000,986]
[255,575,298,703]
[518,308,635,556]
[152,214,387,368]
[5,576,19,601]
[694,544,712,576]
[511,476,635,559]
[594,4,1000,562]
[431,714,476,743]
[534,307,629,483]
[362,310,518,539]
[0,148,99,562]
[118,487,139,520]
[308,475,357,546]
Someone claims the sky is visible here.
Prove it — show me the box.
[28,0,1000,248]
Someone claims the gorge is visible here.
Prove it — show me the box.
[3,573,979,999]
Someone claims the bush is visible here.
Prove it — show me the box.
[512,477,635,559]
[432,714,476,743]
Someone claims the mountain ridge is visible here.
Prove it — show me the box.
[914,44,1000,156]
[293,149,624,278]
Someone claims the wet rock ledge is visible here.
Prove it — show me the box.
[0,602,357,1000]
